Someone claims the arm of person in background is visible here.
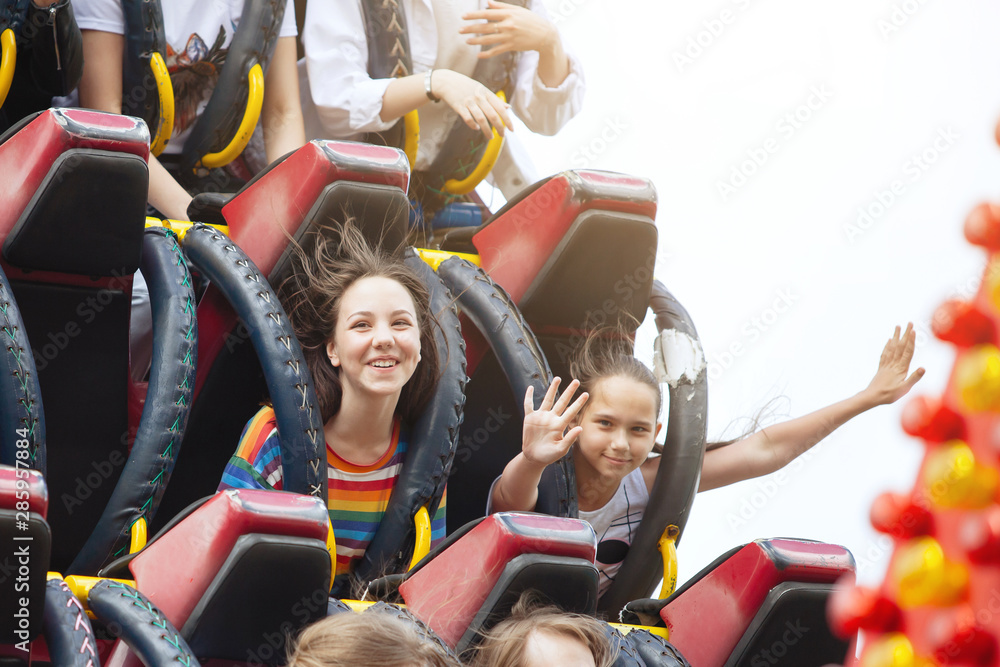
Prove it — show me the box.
[303,0,510,141]
[78,30,193,220]
[261,35,305,162]
[698,324,926,492]
[490,378,588,513]
[460,0,583,135]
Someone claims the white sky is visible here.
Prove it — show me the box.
[512,0,997,588]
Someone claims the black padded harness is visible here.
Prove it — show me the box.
[120,0,166,139]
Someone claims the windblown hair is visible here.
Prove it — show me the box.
[286,612,460,667]
[278,221,441,423]
[569,326,661,418]
[470,594,617,667]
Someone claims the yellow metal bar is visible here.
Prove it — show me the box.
[403,110,419,167]
[608,622,670,640]
[145,217,230,241]
[342,600,380,613]
[657,525,680,599]
[415,248,481,271]
[148,52,175,157]
[409,506,432,570]
[65,575,136,617]
[200,63,264,169]
[0,29,16,111]
[326,518,337,592]
[129,517,148,554]
[443,91,507,196]
[46,571,64,581]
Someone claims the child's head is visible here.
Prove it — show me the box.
[470,596,616,667]
[280,222,440,423]
[568,330,661,482]
[287,612,460,667]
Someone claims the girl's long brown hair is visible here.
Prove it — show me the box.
[278,221,441,424]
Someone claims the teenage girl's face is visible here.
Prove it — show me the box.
[326,276,421,399]
[572,375,659,481]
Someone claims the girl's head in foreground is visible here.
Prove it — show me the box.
[569,332,662,482]
[287,612,460,667]
[471,597,616,667]
[280,223,440,423]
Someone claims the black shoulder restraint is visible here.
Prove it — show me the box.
[359,0,413,152]
[120,0,166,139]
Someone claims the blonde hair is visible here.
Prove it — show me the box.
[287,612,460,667]
[470,596,617,667]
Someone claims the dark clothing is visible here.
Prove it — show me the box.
[0,0,83,134]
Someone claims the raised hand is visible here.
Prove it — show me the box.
[863,323,926,405]
[460,0,560,59]
[521,377,589,467]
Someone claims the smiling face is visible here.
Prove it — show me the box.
[572,375,659,483]
[325,276,422,401]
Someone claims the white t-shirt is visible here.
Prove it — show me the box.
[578,467,650,597]
[73,0,297,154]
[299,0,584,196]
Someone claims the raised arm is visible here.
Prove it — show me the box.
[699,324,925,492]
[303,0,510,140]
[490,378,588,513]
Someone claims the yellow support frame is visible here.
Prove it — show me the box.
[200,63,264,170]
[0,29,16,111]
[148,52,175,157]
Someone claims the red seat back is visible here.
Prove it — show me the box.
[399,513,597,647]
[130,489,329,626]
[660,539,855,666]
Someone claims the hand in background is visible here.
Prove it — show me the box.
[460,0,560,59]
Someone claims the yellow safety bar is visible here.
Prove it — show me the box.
[200,63,264,169]
[657,525,680,599]
[409,505,432,570]
[65,575,136,618]
[442,91,507,196]
[403,109,419,167]
[415,248,481,271]
[608,622,670,640]
[148,52,175,157]
[129,517,148,554]
[145,217,230,241]
[326,518,337,592]
[0,29,16,111]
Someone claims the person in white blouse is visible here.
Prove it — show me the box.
[300,0,584,198]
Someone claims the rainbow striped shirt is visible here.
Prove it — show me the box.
[219,407,446,581]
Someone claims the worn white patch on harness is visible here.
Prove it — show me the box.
[653,330,705,388]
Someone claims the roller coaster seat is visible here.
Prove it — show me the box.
[0,109,150,572]
[399,512,599,651]
[647,538,855,667]
[126,489,331,664]
[0,465,50,645]
[160,139,414,528]
[444,170,658,532]
[462,169,656,353]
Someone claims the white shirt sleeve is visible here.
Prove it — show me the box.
[72,0,125,34]
[302,0,396,138]
[279,1,297,38]
[508,0,585,136]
